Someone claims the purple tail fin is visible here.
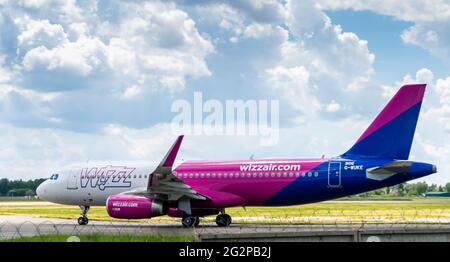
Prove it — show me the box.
[342,84,426,160]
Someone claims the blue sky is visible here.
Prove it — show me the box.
[0,0,450,185]
[328,10,449,84]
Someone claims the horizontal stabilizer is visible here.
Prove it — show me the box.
[366,161,412,181]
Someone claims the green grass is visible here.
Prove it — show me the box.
[1,198,450,224]
[2,233,195,242]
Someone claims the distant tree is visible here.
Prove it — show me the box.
[0,178,8,196]
[428,183,438,192]
[446,182,450,192]
[415,182,429,195]
[400,183,406,196]
[0,178,46,196]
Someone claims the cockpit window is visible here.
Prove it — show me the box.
[49,174,59,180]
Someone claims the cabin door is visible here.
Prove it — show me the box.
[67,170,78,190]
[328,162,341,188]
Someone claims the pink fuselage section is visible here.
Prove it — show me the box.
[173,158,326,207]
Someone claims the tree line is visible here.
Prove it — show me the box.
[357,182,450,197]
[0,178,46,197]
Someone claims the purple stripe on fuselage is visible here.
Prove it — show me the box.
[355,84,425,144]
[173,159,326,206]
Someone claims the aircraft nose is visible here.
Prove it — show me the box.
[36,182,47,200]
[432,165,437,174]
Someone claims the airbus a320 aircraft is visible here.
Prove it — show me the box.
[37,84,436,227]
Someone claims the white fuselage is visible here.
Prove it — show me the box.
[37,164,154,206]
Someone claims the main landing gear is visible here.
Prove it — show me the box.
[182,216,200,228]
[181,210,232,228]
[77,205,90,225]
[216,213,232,227]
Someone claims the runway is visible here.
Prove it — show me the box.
[2,215,450,241]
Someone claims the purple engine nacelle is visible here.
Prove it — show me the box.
[106,195,166,219]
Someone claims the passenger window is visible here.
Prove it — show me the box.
[138,175,142,178]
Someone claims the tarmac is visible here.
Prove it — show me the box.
[1,215,450,241]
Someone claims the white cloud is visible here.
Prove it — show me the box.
[15,17,68,51]
[243,23,274,39]
[0,55,12,84]
[22,37,107,76]
[382,68,434,99]
[266,66,321,117]
[2,0,214,93]
[326,100,341,112]
[316,0,450,22]
[401,22,450,61]
[316,0,450,62]
[263,1,374,118]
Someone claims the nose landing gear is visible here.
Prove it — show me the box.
[78,205,90,225]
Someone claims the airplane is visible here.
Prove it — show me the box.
[36,84,436,227]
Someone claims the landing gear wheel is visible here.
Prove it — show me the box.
[77,216,88,225]
[78,205,90,226]
[216,214,232,227]
[182,216,199,228]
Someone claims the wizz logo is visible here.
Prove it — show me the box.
[80,166,134,191]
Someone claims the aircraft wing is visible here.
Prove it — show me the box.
[366,160,413,181]
[123,135,207,201]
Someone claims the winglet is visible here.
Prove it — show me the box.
[160,135,184,168]
[148,135,185,189]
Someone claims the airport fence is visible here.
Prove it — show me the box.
[2,207,450,241]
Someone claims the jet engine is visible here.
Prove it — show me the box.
[106,195,166,219]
